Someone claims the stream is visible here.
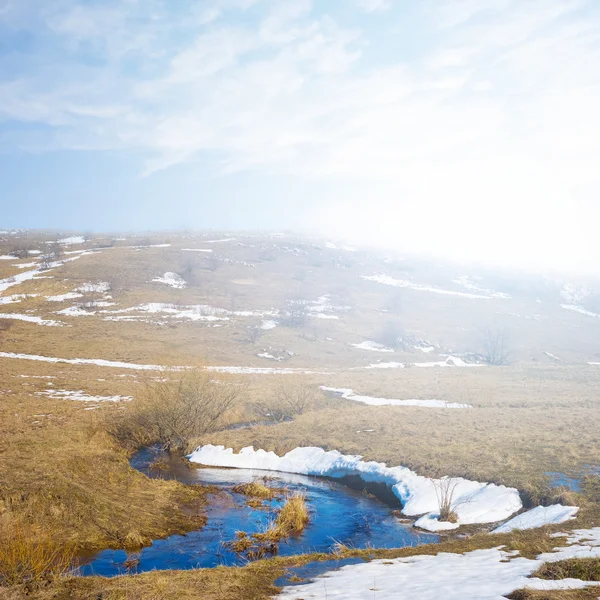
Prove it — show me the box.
[81,447,438,577]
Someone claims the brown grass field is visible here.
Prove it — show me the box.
[1,230,599,598]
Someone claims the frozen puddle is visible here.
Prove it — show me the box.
[277,529,600,599]
[320,387,472,409]
[188,446,522,532]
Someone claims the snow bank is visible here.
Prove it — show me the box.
[492,505,579,533]
[320,387,471,409]
[152,272,187,289]
[0,351,183,371]
[0,313,64,327]
[188,446,521,530]
[276,530,600,600]
[351,341,394,353]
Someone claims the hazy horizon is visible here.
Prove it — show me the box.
[1,0,599,275]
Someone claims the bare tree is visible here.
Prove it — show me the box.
[281,299,308,329]
[479,328,511,365]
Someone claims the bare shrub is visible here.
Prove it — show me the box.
[0,522,74,587]
[280,301,308,329]
[47,242,63,260]
[108,371,245,452]
[0,319,13,344]
[432,478,461,523]
[8,244,31,259]
[252,381,320,422]
[243,325,264,344]
[479,328,511,365]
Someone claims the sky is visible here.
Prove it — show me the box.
[1,0,599,274]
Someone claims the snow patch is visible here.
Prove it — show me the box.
[276,530,600,600]
[46,292,84,302]
[351,341,394,353]
[0,351,183,371]
[493,505,579,533]
[36,389,133,402]
[152,272,187,289]
[182,248,213,253]
[261,320,278,330]
[320,387,472,409]
[0,313,64,327]
[561,304,599,318]
[58,236,85,245]
[363,274,504,299]
[367,357,483,369]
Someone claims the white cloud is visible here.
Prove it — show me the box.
[1,0,600,273]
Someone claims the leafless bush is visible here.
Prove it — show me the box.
[252,381,320,422]
[479,328,511,365]
[432,478,461,523]
[0,319,13,344]
[280,301,308,329]
[243,325,264,344]
[108,371,245,452]
[8,243,31,259]
[47,242,63,260]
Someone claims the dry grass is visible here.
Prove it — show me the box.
[254,493,310,544]
[507,590,600,600]
[0,383,209,554]
[0,522,74,587]
[232,480,279,501]
[532,558,600,581]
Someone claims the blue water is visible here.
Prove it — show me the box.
[81,449,437,576]
[547,466,600,492]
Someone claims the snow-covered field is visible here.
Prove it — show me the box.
[276,528,600,599]
[188,446,522,532]
[320,387,472,409]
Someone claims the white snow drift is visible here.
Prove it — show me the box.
[188,446,521,532]
[320,387,472,409]
[0,313,64,327]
